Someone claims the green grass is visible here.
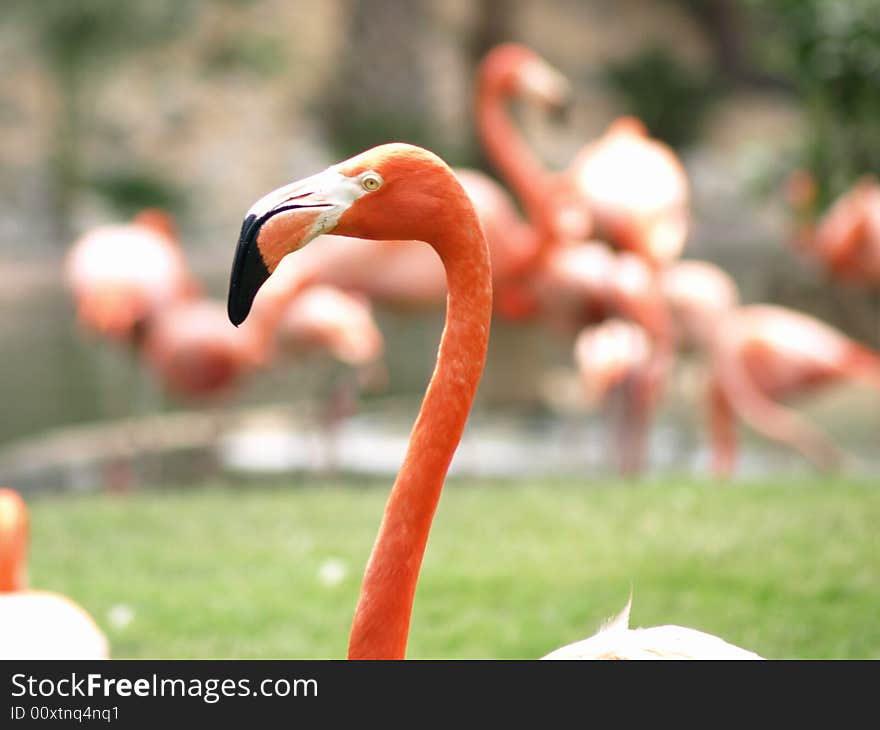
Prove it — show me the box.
[25,476,880,659]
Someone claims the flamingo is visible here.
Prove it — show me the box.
[539,243,676,473]
[474,43,589,257]
[140,296,267,400]
[227,168,537,319]
[660,260,880,474]
[226,142,761,659]
[0,488,109,659]
[574,319,652,406]
[472,42,586,321]
[660,260,851,474]
[475,44,676,471]
[660,259,741,350]
[244,273,387,465]
[567,116,690,268]
[65,209,197,345]
[477,45,690,269]
[240,46,575,322]
[65,209,203,490]
[141,277,385,468]
[705,304,880,477]
[571,319,660,473]
[542,597,761,660]
[784,171,880,286]
[242,256,386,390]
[810,177,880,285]
[272,285,383,369]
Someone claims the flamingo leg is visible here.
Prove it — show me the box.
[708,380,737,479]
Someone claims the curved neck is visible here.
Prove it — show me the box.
[477,86,556,251]
[348,212,492,660]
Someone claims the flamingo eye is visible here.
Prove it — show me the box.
[361,173,382,192]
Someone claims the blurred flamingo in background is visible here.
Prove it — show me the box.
[539,242,675,473]
[228,254,385,454]
[785,171,880,286]
[810,177,880,285]
[243,256,386,382]
[661,261,879,475]
[65,205,387,477]
[572,318,660,473]
[65,209,197,345]
[0,488,109,659]
[228,142,760,660]
[273,285,384,371]
[141,296,267,400]
[67,209,268,401]
[539,244,671,335]
[660,259,741,350]
[65,209,207,490]
[246,271,387,464]
[276,285,387,466]
[706,305,880,477]
[142,282,385,475]
[574,319,652,406]
[473,43,589,321]
[475,44,677,472]
[475,43,589,255]
[567,116,691,269]
[475,43,691,272]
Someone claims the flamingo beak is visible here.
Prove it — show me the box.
[228,213,271,326]
[519,59,572,120]
[548,93,573,124]
[228,171,350,326]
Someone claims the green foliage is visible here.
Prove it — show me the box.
[744,0,880,207]
[7,0,196,74]
[200,33,286,78]
[600,46,723,150]
[4,0,200,242]
[87,170,186,219]
[27,478,880,659]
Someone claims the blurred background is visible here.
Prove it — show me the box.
[1,0,879,661]
[3,0,880,487]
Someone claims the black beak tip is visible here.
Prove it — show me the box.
[227,213,271,327]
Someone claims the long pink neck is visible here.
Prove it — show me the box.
[477,85,556,250]
[347,214,492,660]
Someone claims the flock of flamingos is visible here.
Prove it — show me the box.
[2,44,880,660]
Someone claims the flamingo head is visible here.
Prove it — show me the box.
[228,143,464,325]
[783,169,818,219]
[607,116,649,139]
[479,43,570,113]
[132,208,178,241]
[0,488,28,593]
